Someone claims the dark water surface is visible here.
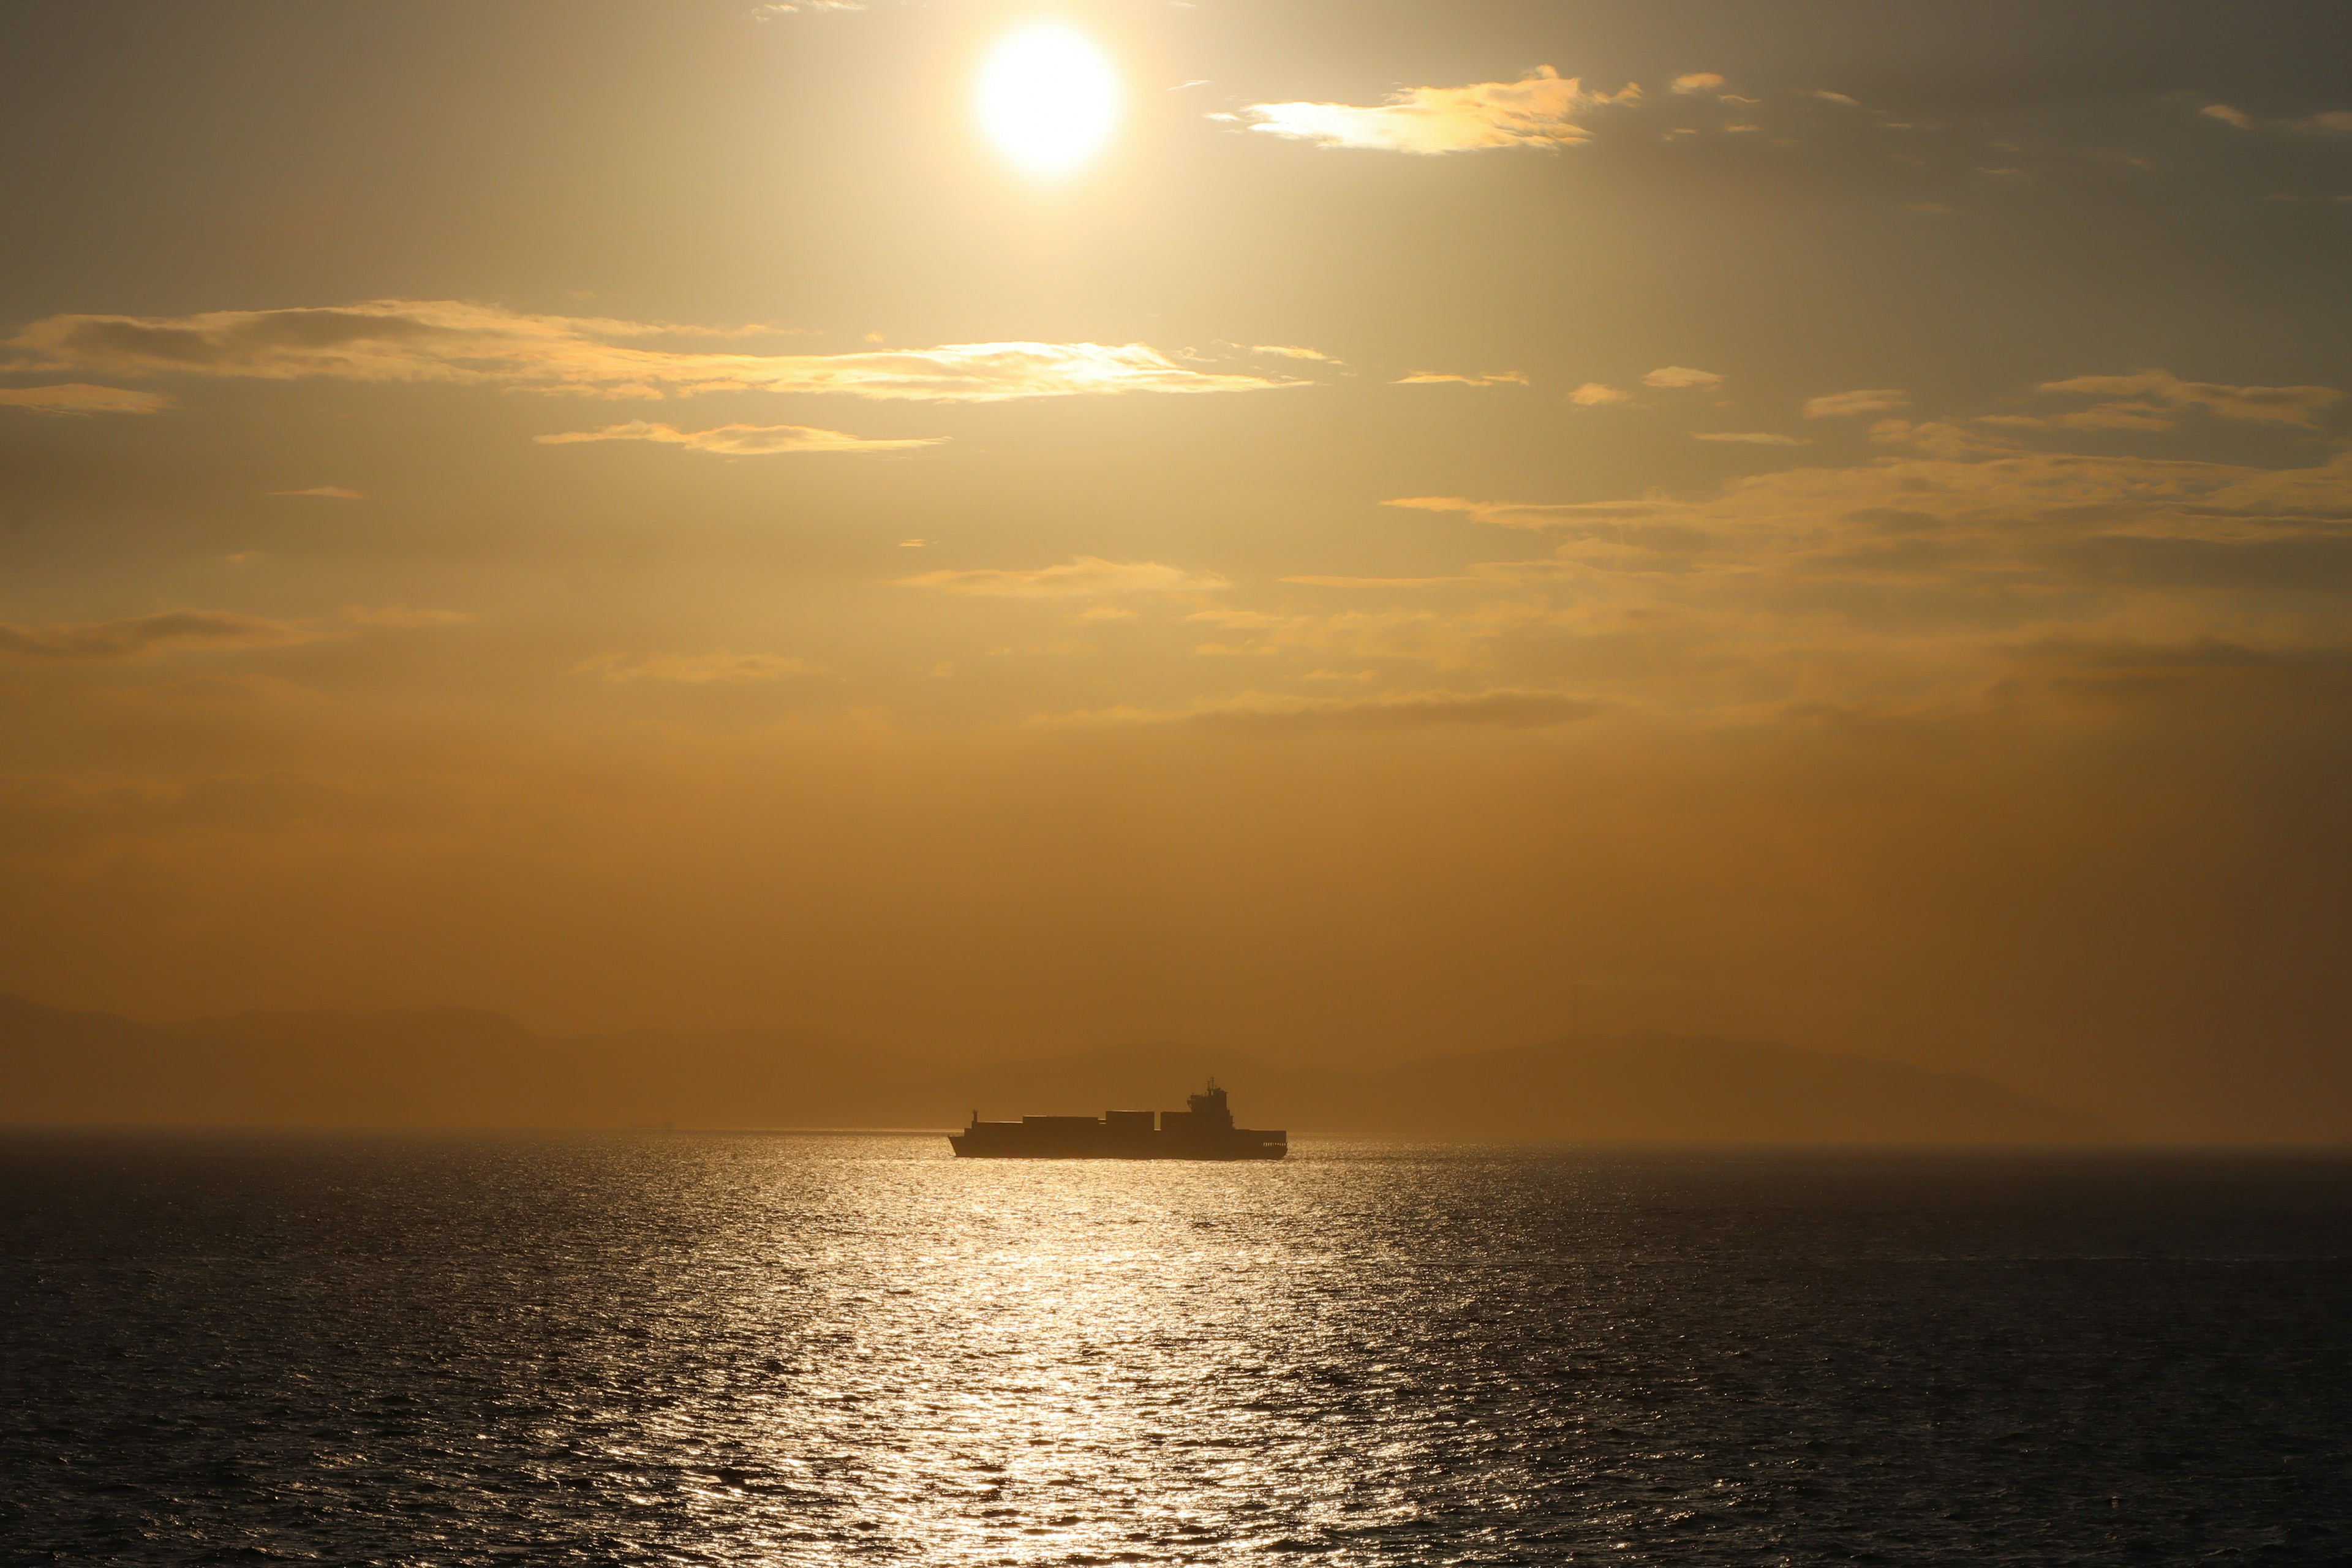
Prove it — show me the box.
[4,1135,2349,1565]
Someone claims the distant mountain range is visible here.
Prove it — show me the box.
[0,993,2109,1142]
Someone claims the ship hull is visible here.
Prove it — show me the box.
[949,1137,1286,1161]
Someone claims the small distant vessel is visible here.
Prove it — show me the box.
[950,1079,1286,1161]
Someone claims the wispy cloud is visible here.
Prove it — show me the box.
[1384,496,1667,531]
[1570,382,1634,407]
[1642,365,1724,390]
[0,382,171,415]
[1366,434,2352,713]
[575,650,822,682]
[897,557,1229,599]
[2200,104,2254,129]
[2038,370,2343,429]
[1804,388,1910,418]
[6,301,1298,404]
[1250,344,1341,362]
[1668,72,1761,106]
[1694,431,1807,446]
[0,610,320,660]
[1395,370,1529,388]
[342,605,475,628]
[268,486,364,499]
[1242,67,1639,154]
[1055,688,1602,731]
[535,420,944,455]
[1279,575,1476,589]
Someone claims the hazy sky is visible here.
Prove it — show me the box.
[3,1,2349,1139]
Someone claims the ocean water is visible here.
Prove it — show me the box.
[4,1134,2348,1566]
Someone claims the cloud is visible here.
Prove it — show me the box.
[0,383,171,415]
[268,486,364,499]
[2051,404,2178,432]
[534,420,944,455]
[1280,575,1476,589]
[1642,365,1724,390]
[342,605,475,628]
[2200,104,2254,129]
[1570,382,1634,407]
[1394,370,1529,388]
[574,651,821,682]
[1694,431,1807,446]
[1868,418,2017,457]
[1250,344,1340,362]
[1384,495,1668,531]
[1059,688,1603,731]
[1241,67,1639,154]
[897,557,1229,599]
[6,300,1297,404]
[2303,111,2352,134]
[1809,91,1864,108]
[1804,388,1911,419]
[0,610,319,660]
[2038,370,2345,428]
[753,1,863,14]
[1191,688,1604,731]
[1365,442,2352,715]
[1671,73,1725,96]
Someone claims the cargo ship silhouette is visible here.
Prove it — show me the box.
[950,1079,1286,1160]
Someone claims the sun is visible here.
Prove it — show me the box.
[975,24,1121,177]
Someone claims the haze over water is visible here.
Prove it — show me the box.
[8,1134,2348,1564]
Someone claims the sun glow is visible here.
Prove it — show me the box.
[975,24,1121,176]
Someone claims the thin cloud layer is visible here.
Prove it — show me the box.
[1243,67,1639,154]
[897,557,1229,600]
[0,611,318,660]
[1642,366,1725,390]
[5,301,1297,404]
[535,421,944,455]
[575,651,821,682]
[1805,389,1911,418]
[1395,370,1529,388]
[342,606,473,628]
[1063,688,1603,731]
[2037,370,2343,428]
[1384,495,1669,531]
[1348,388,2352,722]
[0,382,170,415]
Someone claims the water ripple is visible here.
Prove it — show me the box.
[4,1134,2348,1564]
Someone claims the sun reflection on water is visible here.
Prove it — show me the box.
[12,1133,2340,1563]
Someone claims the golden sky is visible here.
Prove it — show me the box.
[3,1,2349,1139]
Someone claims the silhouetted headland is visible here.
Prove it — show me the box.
[952,1079,1285,1159]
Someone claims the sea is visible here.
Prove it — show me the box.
[4,1133,2348,1565]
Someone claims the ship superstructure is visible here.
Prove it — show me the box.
[949,1080,1285,1160]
